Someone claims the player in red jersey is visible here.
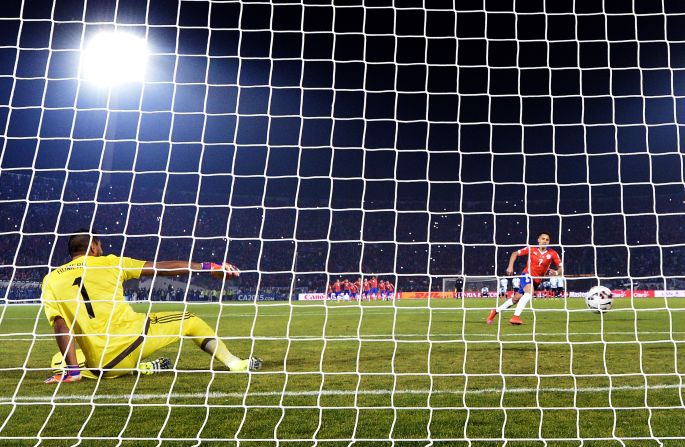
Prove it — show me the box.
[385,280,395,300]
[363,279,370,301]
[349,281,359,301]
[342,279,351,301]
[333,279,342,301]
[369,276,378,300]
[379,280,387,300]
[487,231,563,325]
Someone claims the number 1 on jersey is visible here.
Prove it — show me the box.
[73,277,95,319]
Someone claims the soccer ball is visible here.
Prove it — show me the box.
[586,286,613,313]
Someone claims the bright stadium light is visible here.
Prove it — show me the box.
[81,32,148,84]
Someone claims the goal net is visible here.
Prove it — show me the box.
[1,1,684,445]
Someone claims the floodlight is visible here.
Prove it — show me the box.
[81,32,148,84]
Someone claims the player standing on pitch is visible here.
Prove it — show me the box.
[487,231,563,325]
[42,230,262,383]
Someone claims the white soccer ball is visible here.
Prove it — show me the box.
[586,286,613,313]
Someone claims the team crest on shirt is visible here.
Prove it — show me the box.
[546,255,551,259]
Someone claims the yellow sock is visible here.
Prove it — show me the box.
[151,313,243,369]
[200,338,241,368]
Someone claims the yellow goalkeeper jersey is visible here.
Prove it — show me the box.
[41,254,147,370]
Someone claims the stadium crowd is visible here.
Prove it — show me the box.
[1,173,683,300]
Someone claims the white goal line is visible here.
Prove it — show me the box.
[1,383,683,404]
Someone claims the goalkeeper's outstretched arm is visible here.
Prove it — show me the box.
[140,261,240,278]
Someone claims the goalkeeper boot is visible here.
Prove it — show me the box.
[44,372,81,384]
[486,309,498,325]
[139,357,171,375]
[228,356,263,372]
[509,315,523,325]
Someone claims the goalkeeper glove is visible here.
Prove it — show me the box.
[201,262,240,279]
[45,365,81,384]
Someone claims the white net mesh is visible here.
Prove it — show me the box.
[0,1,684,445]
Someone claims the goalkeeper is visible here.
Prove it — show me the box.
[42,230,261,383]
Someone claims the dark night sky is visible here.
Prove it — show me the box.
[0,0,684,282]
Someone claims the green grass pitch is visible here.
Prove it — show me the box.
[0,298,684,447]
